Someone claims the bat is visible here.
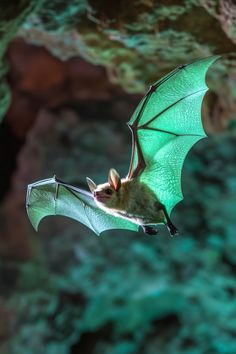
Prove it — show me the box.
[26,55,220,236]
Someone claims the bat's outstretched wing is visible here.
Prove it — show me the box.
[127,56,220,215]
[26,176,139,236]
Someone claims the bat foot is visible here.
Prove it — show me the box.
[142,225,158,236]
[166,224,179,237]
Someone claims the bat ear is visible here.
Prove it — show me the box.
[86,177,97,193]
[108,168,121,191]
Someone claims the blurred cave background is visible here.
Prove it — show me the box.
[0,1,236,353]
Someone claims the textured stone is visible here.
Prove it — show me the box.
[0,1,40,121]
[6,38,128,138]
[16,0,236,130]
[0,1,236,354]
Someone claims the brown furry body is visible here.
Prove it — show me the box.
[95,178,165,225]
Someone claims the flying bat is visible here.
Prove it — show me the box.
[26,56,219,236]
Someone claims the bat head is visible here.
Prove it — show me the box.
[87,169,122,209]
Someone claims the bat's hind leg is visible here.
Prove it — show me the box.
[165,221,179,237]
[141,225,158,236]
[159,203,179,237]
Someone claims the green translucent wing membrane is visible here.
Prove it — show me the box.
[128,56,220,215]
[26,177,139,235]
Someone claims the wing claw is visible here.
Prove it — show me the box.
[149,85,157,93]
[178,64,187,69]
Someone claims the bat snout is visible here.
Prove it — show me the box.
[94,191,103,197]
[94,190,110,203]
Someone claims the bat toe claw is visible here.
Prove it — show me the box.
[167,225,179,237]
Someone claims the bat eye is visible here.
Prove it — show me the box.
[105,188,113,195]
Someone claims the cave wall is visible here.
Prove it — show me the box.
[0,1,236,354]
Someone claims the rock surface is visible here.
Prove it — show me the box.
[0,1,40,121]
[0,1,236,354]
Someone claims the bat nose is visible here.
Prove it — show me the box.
[94,191,99,197]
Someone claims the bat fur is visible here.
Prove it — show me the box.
[88,169,165,226]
